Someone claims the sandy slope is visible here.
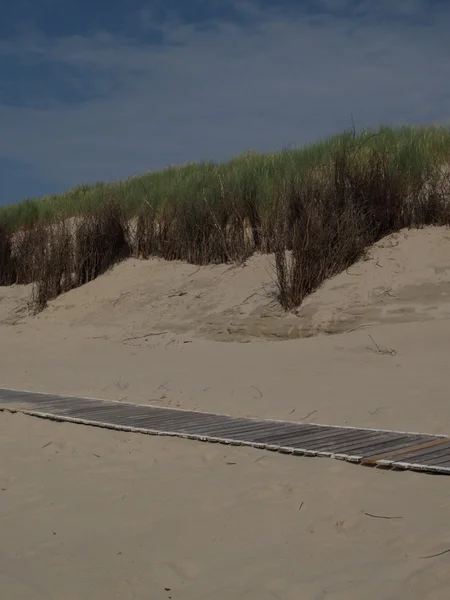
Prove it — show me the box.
[2,227,450,341]
[1,227,450,432]
[1,226,450,599]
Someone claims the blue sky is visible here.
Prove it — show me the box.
[1,0,449,205]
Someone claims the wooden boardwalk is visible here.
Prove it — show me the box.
[1,387,450,475]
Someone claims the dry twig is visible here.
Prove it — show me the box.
[364,512,403,520]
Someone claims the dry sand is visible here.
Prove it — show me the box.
[2,411,450,600]
[1,226,450,599]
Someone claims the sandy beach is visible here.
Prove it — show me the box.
[2,413,450,600]
[2,227,450,599]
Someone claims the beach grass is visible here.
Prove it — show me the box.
[1,123,450,312]
[1,124,450,232]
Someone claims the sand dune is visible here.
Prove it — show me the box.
[1,226,450,599]
[3,227,450,341]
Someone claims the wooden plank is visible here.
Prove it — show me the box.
[248,429,353,448]
[249,426,374,446]
[421,455,450,467]
[296,430,393,449]
[316,435,412,455]
[185,419,294,434]
[361,438,450,465]
[350,436,433,458]
[142,415,268,434]
[391,450,450,467]
[288,432,402,454]
[0,389,41,403]
[388,444,450,463]
[57,402,132,415]
[112,411,217,428]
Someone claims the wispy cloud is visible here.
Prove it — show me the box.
[1,0,449,203]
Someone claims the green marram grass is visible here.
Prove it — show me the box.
[2,124,450,231]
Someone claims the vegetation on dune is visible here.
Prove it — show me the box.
[1,124,450,314]
[1,124,450,231]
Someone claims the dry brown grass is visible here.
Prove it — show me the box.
[0,224,15,286]
[1,142,449,313]
[73,200,130,287]
[273,145,450,309]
